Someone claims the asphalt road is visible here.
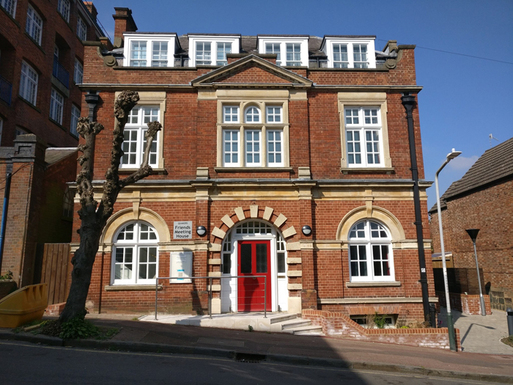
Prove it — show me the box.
[0,340,501,385]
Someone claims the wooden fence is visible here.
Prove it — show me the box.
[40,243,72,305]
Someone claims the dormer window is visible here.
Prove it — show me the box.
[323,37,376,69]
[123,34,177,67]
[188,35,240,67]
[258,36,309,67]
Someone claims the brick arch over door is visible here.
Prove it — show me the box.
[210,205,297,243]
[336,205,406,243]
[100,207,171,246]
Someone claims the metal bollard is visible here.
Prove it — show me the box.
[507,308,513,336]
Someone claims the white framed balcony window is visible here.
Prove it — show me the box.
[338,92,391,170]
[123,34,177,67]
[74,58,83,83]
[26,4,43,45]
[19,61,38,105]
[121,106,160,168]
[258,36,309,67]
[57,0,70,22]
[265,43,281,65]
[50,88,64,124]
[345,107,382,167]
[188,35,240,67]
[216,42,231,65]
[70,104,80,137]
[76,15,87,41]
[1,0,17,17]
[323,37,376,69]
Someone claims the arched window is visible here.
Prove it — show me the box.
[348,220,394,282]
[244,106,261,123]
[112,222,159,285]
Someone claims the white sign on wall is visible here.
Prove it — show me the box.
[170,251,193,284]
[173,221,192,239]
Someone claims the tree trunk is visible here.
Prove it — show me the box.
[58,91,160,324]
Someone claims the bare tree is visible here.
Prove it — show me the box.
[59,91,161,323]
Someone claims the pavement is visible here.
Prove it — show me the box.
[1,309,512,383]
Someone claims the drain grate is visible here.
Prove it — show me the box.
[234,352,266,363]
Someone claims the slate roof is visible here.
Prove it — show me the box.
[430,137,513,213]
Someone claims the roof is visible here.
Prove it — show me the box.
[430,137,513,212]
[45,148,78,165]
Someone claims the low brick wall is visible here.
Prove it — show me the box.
[302,309,461,351]
[437,291,492,315]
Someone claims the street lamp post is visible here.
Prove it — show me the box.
[465,229,486,316]
[435,148,461,352]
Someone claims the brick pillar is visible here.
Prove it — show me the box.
[3,135,47,286]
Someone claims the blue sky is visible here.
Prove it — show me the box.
[92,0,513,209]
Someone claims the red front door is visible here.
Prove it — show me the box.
[237,240,271,312]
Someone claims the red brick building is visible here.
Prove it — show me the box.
[76,8,436,326]
[0,1,106,286]
[430,138,513,311]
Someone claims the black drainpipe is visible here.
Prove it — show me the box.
[402,93,430,323]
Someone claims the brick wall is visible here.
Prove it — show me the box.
[0,0,100,147]
[75,34,433,321]
[430,179,513,310]
[303,309,461,351]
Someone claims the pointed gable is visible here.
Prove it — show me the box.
[191,54,312,88]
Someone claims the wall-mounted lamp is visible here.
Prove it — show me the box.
[302,225,312,236]
[196,226,207,237]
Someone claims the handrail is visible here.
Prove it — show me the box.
[154,275,267,320]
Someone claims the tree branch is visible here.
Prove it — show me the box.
[119,120,161,188]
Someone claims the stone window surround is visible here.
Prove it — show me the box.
[114,91,166,171]
[338,92,392,171]
[215,89,292,169]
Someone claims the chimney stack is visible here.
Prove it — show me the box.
[113,7,137,48]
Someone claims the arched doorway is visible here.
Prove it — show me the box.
[220,220,287,313]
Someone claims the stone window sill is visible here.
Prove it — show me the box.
[105,284,162,291]
[346,281,401,288]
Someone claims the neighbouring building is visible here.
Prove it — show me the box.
[430,138,513,312]
[76,7,436,326]
[0,1,107,286]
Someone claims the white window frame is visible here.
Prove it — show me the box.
[73,58,83,84]
[76,15,87,41]
[344,106,383,167]
[112,222,159,285]
[348,220,394,282]
[188,35,240,67]
[258,36,309,67]
[50,88,64,124]
[219,100,287,168]
[26,4,43,45]
[216,42,232,66]
[19,61,38,105]
[324,37,376,69]
[123,34,177,67]
[1,0,17,17]
[70,104,80,137]
[57,0,70,22]
[338,92,391,170]
[121,106,160,168]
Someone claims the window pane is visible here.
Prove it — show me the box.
[277,252,285,273]
[256,244,267,273]
[240,244,252,273]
